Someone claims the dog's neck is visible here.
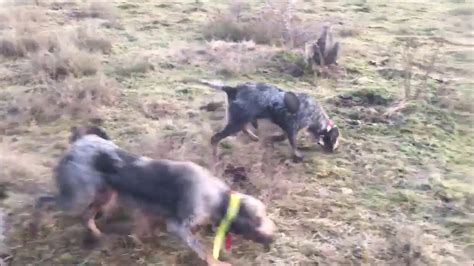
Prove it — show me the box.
[214,191,232,224]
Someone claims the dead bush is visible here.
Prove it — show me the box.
[0,33,42,58]
[203,1,319,48]
[30,46,101,81]
[0,8,48,58]
[5,75,119,124]
[114,54,155,77]
[0,38,24,58]
[267,50,309,77]
[339,27,362,38]
[171,40,277,77]
[202,10,248,42]
[70,2,117,23]
[73,26,112,54]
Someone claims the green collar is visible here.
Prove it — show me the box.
[213,192,241,260]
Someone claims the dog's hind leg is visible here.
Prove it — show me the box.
[167,220,230,266]
[82,204,103,240]
[99,190,118,221]
[81,188,116,245]
[211,121,248,157]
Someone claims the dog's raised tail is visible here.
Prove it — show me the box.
[196,79,238,101]
[197,79,227,90]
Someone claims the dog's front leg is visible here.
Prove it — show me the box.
[167,220,231,266]
[286,129,304,162]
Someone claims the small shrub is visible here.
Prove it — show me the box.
[202,2,318,48]
[5,75,119,124]
[114,55,155,77]
[73,26,112,54]
[339,27,361,38]
[30,46,101,80]
[268,50,309,77]
[0,38,24,58]
[202,12,248,42]
[0,8,54,58]
[70,2,117,23]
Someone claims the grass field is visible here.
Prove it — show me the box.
[0,0,473,265]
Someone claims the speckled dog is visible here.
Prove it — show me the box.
[94,149,276,266]
[32,126,121,244]
[198,80,340,162]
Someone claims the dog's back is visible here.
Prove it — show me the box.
[94,154,228,223]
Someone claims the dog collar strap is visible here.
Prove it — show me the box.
[213,192,241,259]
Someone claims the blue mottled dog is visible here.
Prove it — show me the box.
[198,80,340,162]
[32,126,122,243]
[32,126,275,265]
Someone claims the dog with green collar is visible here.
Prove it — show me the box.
[94,152,276,266]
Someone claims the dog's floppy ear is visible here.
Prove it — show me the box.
[283,92,300,113]
[93,152,122,174]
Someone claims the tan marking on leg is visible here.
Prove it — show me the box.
[101,190,118,218]
[87,217,102,238]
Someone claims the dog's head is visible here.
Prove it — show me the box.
[69,126,110,143]
[310,120,340,152]
[229,194,275,248]
[320,126,340,152]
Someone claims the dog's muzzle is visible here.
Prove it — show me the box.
[318,135,339,152]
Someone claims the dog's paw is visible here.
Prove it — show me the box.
[292,154,304,163]
[206,255,232,266]
[82,233,103,249]
[208,260,232,266]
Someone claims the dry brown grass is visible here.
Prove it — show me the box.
[2,0,474,265]
[113,54,155,77]
[72,26,112,54]
[4,75,119,126]
[30,47,101,80]
[69,2,115,21]
[171,40,279,77]
[0,8,47,58]
[203,1,320,48]
[339,26,362,38]
[0,145,50,188]
[0,1,119,127]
